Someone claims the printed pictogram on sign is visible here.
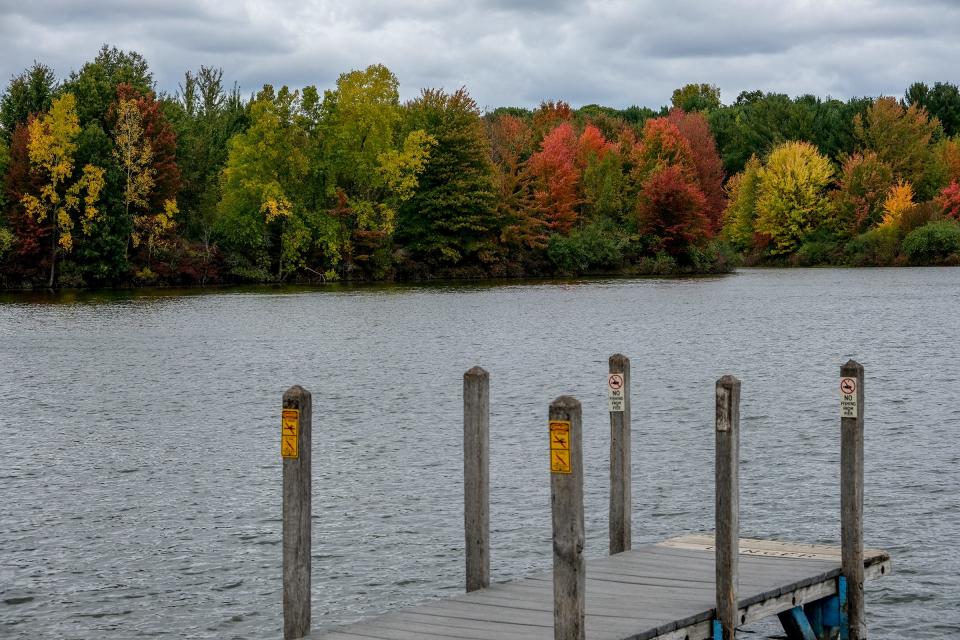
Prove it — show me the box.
[608,374,624,391]
[840,378,856,395]
[281,408,299,459]
[549,420,572,473]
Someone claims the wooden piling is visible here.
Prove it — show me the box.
[549,396,585,640]
[840,360,865,640]
[282,386,312,640]
[463,366,490,592]
[715,375,740,640]
[608,354,632,555]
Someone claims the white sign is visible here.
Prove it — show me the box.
[840,377,858,418]
[608,373,625,412]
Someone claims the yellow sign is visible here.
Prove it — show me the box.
[549,420,571,473]
[551,450,571,473]
[282,408,299,459]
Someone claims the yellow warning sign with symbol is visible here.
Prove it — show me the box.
[549,420,571,473]
[281,408,299,459]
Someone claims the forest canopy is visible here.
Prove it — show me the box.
[2,48,959,289]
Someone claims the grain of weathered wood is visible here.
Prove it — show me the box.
[463,366,490,592]
[550,395,585,640]
[283,386,312,640]
[308,537,890,640]
[608,354,631,555]
[715,375,740,640]
[841,359,866,640]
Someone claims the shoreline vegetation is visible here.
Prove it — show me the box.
[1,47,959,291]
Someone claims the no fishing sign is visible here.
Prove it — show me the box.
[608,373,625,412]
[840,377,858,418]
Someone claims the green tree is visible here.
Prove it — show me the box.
[62,45,153,127]
[906,81,960,137]
[1,62,57,140]
[671,84,721,112]
[396,87,498,267]
[216,85,316,280]
[169,66,248,269]
[319,65,435,277]
[754,141,834,255]
[721,155,761,251]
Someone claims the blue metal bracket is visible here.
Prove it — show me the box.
[712,619,722,640]
[777,606,818,640]
[838,575,850,640]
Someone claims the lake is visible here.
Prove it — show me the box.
[1,268,958,639]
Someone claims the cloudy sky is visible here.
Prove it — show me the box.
[1,0,958,110]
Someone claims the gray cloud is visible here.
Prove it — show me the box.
[1,0,958,109]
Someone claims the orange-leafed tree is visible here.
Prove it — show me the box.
[527,121,581,235]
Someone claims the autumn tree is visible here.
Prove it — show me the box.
[667,109,726,230]
[20,94,106,286]
[637,165,709,259]
[833,152,894,233]
[937,181,960,220]
[754,141,834,255]
[527,122,581,235]
[396,87,498,267]
[879,181,915,229]
[578,124,625,222]
[487,113,542,249]
[854,97,939,197]
[905,81,960,137]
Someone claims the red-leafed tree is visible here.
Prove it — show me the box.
[637,165,710,259]
[527,121,581,235]
[937,181,960,220]
[2,121,48,280]
[667,108,726,231]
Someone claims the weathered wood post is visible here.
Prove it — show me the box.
[608,354,631,555]
[463,366,490,592]
[715,375,740,640]
[840,360,865,640]
[550,396,585,640]
[282,386,312,640]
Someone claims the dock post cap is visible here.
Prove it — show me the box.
[550,395,581,411]
[464,365,489,379]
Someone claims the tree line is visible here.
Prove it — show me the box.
[1,47,959,289]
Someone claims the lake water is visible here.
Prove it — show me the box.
[1,268,958,639]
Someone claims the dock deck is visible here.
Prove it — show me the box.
[309,535,891,640]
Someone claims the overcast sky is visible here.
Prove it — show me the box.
[1,0,958,110]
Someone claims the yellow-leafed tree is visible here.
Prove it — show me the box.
[20,93,106,287]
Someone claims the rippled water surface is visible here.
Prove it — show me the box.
[1,268,959,639]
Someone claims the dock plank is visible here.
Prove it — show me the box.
[307,536,891,640]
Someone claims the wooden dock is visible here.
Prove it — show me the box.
[277,357,889,640]
[307,535,890,640]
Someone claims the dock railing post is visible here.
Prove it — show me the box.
[715,375,740,640]
[608,354,631,555]
[282,385,312,640]
[550,396,585,640]
[463,366,490,592]
[840,360,865,640]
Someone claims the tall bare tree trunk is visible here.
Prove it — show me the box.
[48,221,57,288]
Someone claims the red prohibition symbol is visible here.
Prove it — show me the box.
[840,378,856,395]
[609,374,624,390]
